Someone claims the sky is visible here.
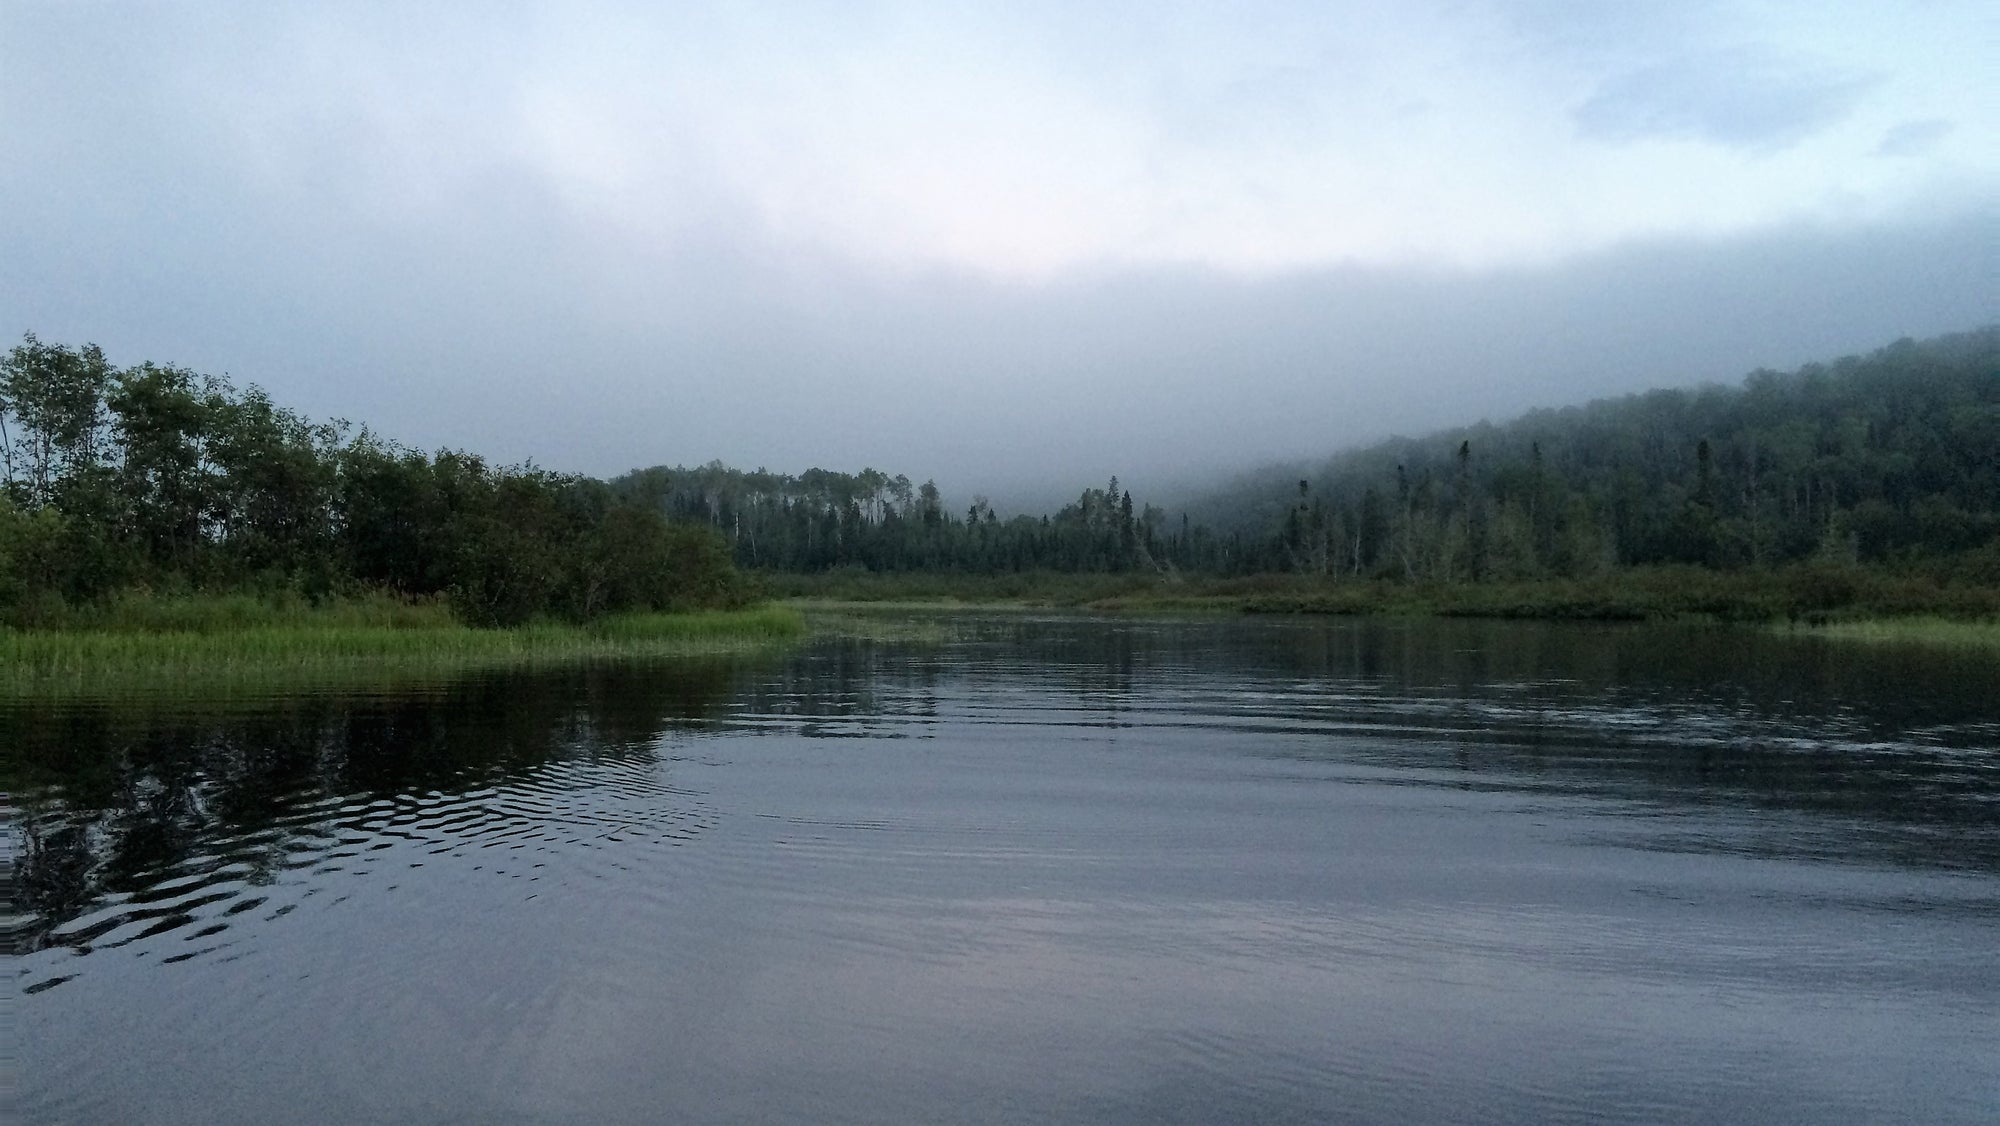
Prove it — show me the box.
[3,1,1993,509]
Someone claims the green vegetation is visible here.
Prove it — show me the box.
[0,329,785,696]
[8,327,1994,659]
[614,464,1171,575]
[1782,616,2000,650]
[1189,327,1999,580]
[612,329,1998,592]
[2,335,750,630]
[775,563,2000,622]
[0,596,805,698]
[1121,566,2000,621]
[613,328,1998,634]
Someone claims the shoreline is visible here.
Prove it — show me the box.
[787,597,2000,650]
[5,571,1995,701]
[764,566,2000,625]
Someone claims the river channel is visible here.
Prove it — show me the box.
[10,614,1999,1124]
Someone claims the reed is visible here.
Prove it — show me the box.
[0,602,806,698]
[1786,616,2000,649]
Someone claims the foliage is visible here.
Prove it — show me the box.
[2,337,748,624]
[769,563,2000,624]
[609,465,1172,575]
[1187,327,1999,583]
[1784,616,2000,649]
[612,328,1996,593]
[8,326,1993,633]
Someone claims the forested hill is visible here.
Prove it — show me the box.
[1186,327,1999,579]
[612,328,1997,580]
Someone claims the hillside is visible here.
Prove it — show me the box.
[1181,327,1999,580]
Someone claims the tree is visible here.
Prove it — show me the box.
[108,362,217,572]
[2,334,115,507]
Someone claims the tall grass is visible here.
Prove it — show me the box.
[0,596,805,699]
[14,589,458,633]
[1785,616,2000,649]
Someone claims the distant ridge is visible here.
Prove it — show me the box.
[1179,326,1999,578]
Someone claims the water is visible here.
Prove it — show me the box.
[9,615,1999,1124]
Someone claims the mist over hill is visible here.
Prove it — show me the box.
[1174,326,1998,578]
[608,326,1996,584]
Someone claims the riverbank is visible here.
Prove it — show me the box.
[7,568,1994,701]
[764,564,2000,623]
[0,594,806,697]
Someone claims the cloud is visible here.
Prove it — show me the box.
[1875,118,1954,158]
[1,1,1993,512]
[6,3,1988,282]
[1574,47,1877,151]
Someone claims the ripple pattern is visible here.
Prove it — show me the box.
[17,746,712,992]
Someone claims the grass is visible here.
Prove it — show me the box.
[0,596,806,699]
[7,563,1995,698]
[9,588,460,633]
[764,564,2000,624]
[1782,616,2000,649]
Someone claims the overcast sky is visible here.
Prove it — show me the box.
[4,1,1992,508]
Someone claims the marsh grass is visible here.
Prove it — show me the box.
[0,598,806,699]
[767,565,2000,623]
[1785,616,2000,650]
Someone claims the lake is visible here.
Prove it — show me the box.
[10,614,1999,1124]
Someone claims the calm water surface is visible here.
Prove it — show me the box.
[9,615,2000,1124]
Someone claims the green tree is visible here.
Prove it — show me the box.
[2,334,115,507]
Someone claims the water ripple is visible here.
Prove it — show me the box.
[17,745,711,991]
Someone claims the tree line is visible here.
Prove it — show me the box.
[0,335,745,625]
[608,464,1184,575]
[8,325,1992,621]
[1194,327,1999,583]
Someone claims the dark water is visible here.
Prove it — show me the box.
[9,615,1999,1124]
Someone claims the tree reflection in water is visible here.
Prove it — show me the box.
[6,658,751,957]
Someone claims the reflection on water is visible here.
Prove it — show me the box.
[10,616,2000,1125]
[7,661,748,967]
